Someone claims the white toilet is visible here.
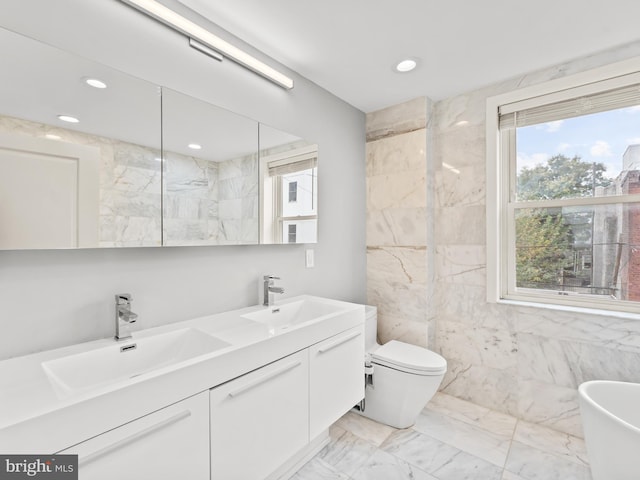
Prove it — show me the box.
[357,305,447,428]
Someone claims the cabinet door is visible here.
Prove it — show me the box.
[210,350,308,480]
[59,392,209,480]
[309,325,364,438]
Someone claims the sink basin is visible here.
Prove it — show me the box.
[241,298,345,331]
[42,328,230,395]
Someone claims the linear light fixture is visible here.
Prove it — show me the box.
[189,38,222,62]
[119,0,294,90]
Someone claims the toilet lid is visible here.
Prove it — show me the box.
[371,340,447,374]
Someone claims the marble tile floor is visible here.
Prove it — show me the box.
[293,392,592,480]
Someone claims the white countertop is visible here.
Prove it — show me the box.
[0,295,364,453]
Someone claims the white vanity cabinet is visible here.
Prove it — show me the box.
[1,297,366,480]
[58,392,210,480]
[209,325,365,480]
[309,325,364,438]
[210,349,309,480]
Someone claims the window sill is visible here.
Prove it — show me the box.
[496,297,640,321]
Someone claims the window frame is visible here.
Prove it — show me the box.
[259,143,318,244]
[273,173,316,242]
[486,56,640,315]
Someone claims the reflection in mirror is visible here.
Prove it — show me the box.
[161,89,259,245]
[0,27,161,249]
[259,125,318,244]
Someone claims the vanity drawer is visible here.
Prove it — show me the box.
[210,349,309,480]
[58,392,209,480]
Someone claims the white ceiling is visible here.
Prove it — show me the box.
[179,0,640,113]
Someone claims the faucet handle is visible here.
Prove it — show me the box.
[116,293,133,304]
[263,275,280,280]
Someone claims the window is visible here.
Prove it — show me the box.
[288,181,298,203]
[259,144,318,244]
[487,60,640,314]
[276,169,316,243]
[287,224,297,243]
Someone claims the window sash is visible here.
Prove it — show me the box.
[287,224,297,243]
[500,114,640,314]
[501,125,640,206]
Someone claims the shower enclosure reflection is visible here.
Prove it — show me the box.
[161,89,259,245]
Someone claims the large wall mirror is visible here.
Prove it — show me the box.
[0,27,162,249]
[0,27,316,249]
[162,88,259,246]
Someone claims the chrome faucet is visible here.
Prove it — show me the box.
[115,293,138,340]
[263,275,284,306]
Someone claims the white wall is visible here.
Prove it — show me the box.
[0,0,366,359]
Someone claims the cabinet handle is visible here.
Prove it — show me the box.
[77,410,191,466]
[228,361,302,398]
[318,331,361,354]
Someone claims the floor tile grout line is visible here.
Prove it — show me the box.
[426,395,516,435]
[411,407,516,470]
[430,397,592,473]
[508,433,592,472]
[423,409,518,439]
[506,417,591,469]
[500,417,520,479]
[309,397,592,480]
[378,437,449,480]
[340,431,436,480]
[355,413,512,477]
[349,447,377,480]
[424,396,521,441]
[325,424,382,478]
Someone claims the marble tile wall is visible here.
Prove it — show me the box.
[433,40,640,437]
[0,114,161,247]
[100,142,161,247]
[164,151,258,245]
[365,97,431,347]
[217,153,259,245]
[163,151,219,246]
[0,114,259,247]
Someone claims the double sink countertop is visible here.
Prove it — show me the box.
[0,295,365,453]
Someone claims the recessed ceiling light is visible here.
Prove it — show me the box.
[57,115,79,123]
[395,59,417,73]
[455,120,469,126]
[188,143,202,150]
[84,77,107,89]
[45,134,61,140]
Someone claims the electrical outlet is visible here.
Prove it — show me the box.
[305,249,315,268]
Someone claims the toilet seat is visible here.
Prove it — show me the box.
[371,340,447,376]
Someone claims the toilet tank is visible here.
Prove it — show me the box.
[364,305,378,351]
